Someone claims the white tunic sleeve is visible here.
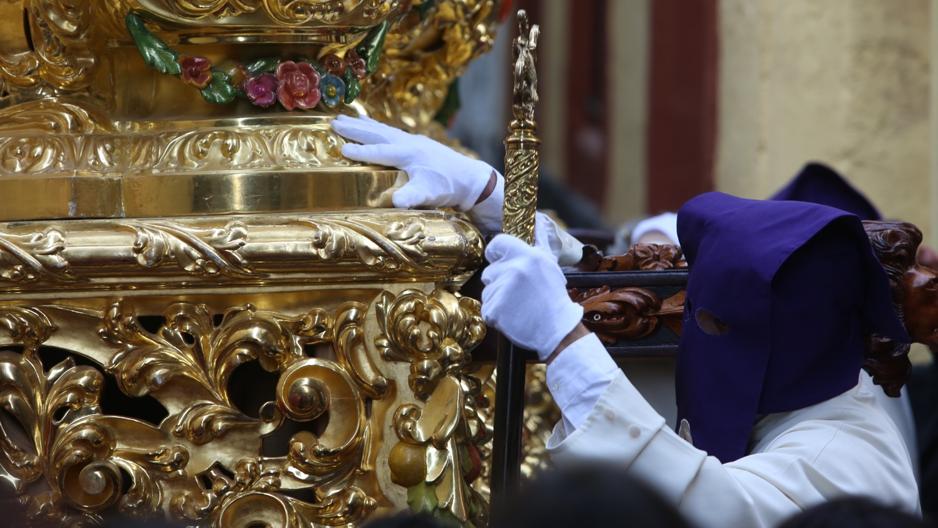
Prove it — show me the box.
[544,336,919,528]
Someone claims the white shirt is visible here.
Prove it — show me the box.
[545,333,920,528]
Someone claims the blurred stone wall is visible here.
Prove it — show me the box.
[717,0,931,240]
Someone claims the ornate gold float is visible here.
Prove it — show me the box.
[0,1,503,525]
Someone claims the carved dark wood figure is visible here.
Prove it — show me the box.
[569,286,684,344]
[578,243,687,272]
[863,220,924,396]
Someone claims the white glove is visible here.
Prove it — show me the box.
[481,234,584,359]
[332,115,492,212]
[333,115,585,266]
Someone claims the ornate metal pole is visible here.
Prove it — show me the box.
[502,10,541,244]
[492,9,541,505]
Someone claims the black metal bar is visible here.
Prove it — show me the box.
[489,335,529,508]
[565,269,689,288]
[606,344,680,359]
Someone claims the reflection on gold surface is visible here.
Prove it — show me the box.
[0,1,504,525]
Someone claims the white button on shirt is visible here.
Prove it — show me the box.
[545,333,920,528]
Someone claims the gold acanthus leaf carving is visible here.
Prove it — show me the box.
[128,221,253,278]
[0,228,74,283]
[364,0,498,128]
[277,358,367,478]
[0,344,187,525]
[49,417,189,518]
[216,487,377,528]
[335,302,390,398]
[302,217,431,272]
[0,123,353,176]
[375,289,484,399]
[0,2,97,93]
[0,297,401,526]
[130,128,352,172]
[0,352,102,493]
[98,302,297,405]
[0,212,482,291]
[0,306,57,351]
[0,100,111,135]
[139,0,404,25]
[378,288,489,525]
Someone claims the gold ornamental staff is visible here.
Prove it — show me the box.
[490,9,544,504]
[503,10,541,245]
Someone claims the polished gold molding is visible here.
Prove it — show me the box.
[0,103,410,220]
[0,210,483,297]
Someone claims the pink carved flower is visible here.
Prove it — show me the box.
[346,49,368,80]
[244,73,279,108]
[321,53,345,76]
[179,55,213,88]
[276,61,321,111]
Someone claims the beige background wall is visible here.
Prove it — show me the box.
[717,0,932,243]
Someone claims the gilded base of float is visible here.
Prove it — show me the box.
[0,209,492,527]
[0,102,407,222]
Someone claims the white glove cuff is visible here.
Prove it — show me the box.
[539,300,585,360]
[468,173,505,232]
[457,161,499,212]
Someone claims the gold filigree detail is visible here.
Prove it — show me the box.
[376,289,484,398]
[0,2,96,94]
[520,365,559,479]
[0,212,482,291]
[0,122,352,177]
[301,217,434,274]
[363,0,500,128]
[0,228,73,283]
[0,298,391,526]
[128,221,252,278]
[137,0,404,25]
[502,10,540,245]
[378,289,490,526]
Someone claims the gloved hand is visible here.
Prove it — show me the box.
[481,234,584,359]
[332,115,494,212]
[333,115,585,265]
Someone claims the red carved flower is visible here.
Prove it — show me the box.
[276,61,321,111]
[346,49,368,80]
[244,73,279,108]
[321,53,345,76]
[178,55,213,88]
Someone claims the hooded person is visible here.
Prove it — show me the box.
[770,162,883,220]
[482,193,918,527]
[605,163,920,465]
[333,117,919,526]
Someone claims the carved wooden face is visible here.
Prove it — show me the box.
[902,262,938,347]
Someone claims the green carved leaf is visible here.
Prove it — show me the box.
[357,20,390,75]
[125,12,181,76]
[343,69,361,104]
[200,72,237,104]
[244,57,280,76]
[406,481,438,513]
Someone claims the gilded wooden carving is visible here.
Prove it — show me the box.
[0,286,491,526]
[0,1,503,525]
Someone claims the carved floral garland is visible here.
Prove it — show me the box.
[125,12,389,110]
